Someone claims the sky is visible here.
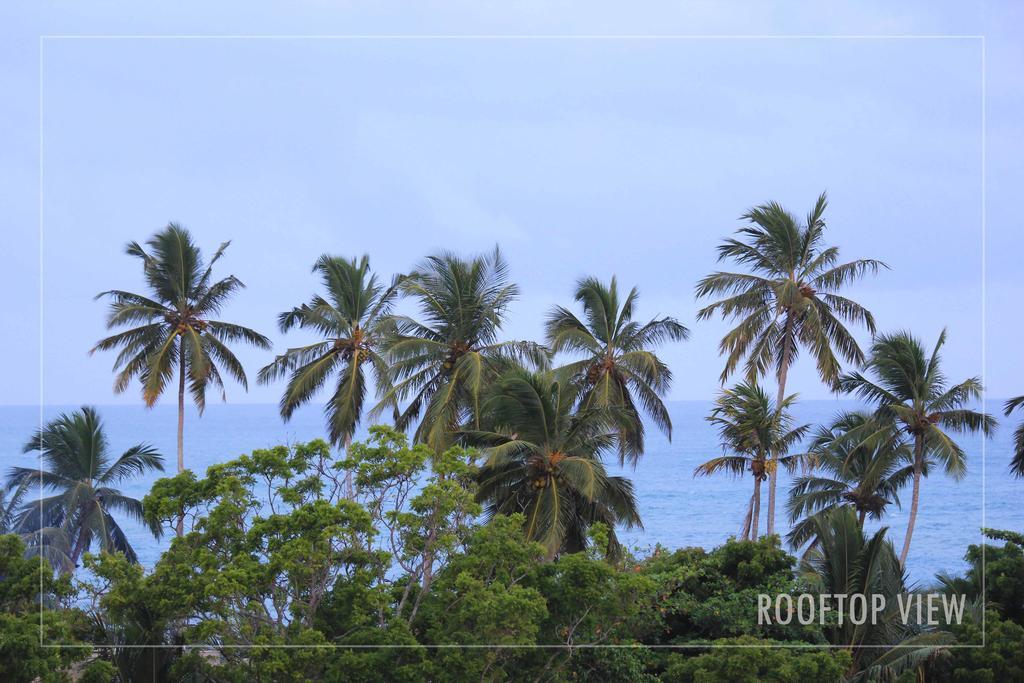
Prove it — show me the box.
[0,1,1021,408]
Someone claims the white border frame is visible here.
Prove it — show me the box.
[38,33,987,650]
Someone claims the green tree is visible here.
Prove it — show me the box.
[375,248,546,451]
[468,368,642,559]
[140,440,381,638]
[787,411,912,550]
[934,528,1024,626]
[1003,395,1024,477]
[839,329,995,566]
[258,255,401,487]
[413,514,549,681]
[941,612,1024,683]
[81,552,186,681]
[341,427,482,624]
[7,407,163,568]
[696,192,885,536]
[799,508,953,681]
[662,636,850,683]
[91,224,270,480]
[545,276,689,463]
[694,382,807,541]
[639,537,816,645]
[0,535,89,683]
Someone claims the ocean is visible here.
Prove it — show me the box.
[2,400,1019,585]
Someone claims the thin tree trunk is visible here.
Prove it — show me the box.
[858,508,866,527]
[69,528,89,570]
[69,532,88,573]
[899,438,925,568]
[768,316,794,538]
[176,345,186,537]
[343,434,354,499]
[177,345,186,473]
[740,495,753,540]
[752,477,762,541]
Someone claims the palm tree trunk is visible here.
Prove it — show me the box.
[69,528,90,570]
[858,508,866,527]
[740,495,753,540]
[899,438,925,568]
[177,346,186,474]
[752,477,762,541]
[768,317,794,538]
[176,344,186,537]
[343,434,354,499]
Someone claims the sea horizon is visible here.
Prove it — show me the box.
[3,399,1017,584]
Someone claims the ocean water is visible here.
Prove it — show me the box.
[1,401,1019,585]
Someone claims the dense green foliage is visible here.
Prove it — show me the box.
[0,535,89,682]
[3,434,1022,682]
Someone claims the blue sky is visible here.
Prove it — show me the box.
[1,2,1021,407]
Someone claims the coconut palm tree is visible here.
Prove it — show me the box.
[787,411,913,551]
[374,248,546,452]
[1003,395,1024,477]
[799,507,953,681]
[0,488,73,573]
[695,192,885,536]
[466,368,642,559]
[546,277,688,465]
[258,255,401,454]
[694,381,807,541]
[839,329,995,567]
[92,224,271,479]
[7,407,164,569]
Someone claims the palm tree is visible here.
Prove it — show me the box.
[839,329,995,567]
[92,224,270,482]
[374,248,546,452]
[0,488,73,573]
[258,255,401,456]
[694,381,807,541]
[7,407,164,569]
[799,507,953,681]
[1003,396,1024,477]
[466,368,642,559]
[696,192,885,536]
[787,411,913,551]
[546,277,688,465]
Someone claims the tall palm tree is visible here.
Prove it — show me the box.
[545,276,688,465]
[466,368,642,559]
[694,381,807,540]
[839,329,995,567]
[92,223,271,478]
[696,192,886,536]
[7,407,164,569]
[258,255,401,454]
[374,248,546,452]
[799,507,953,681]
[787,411,913,551]
[1003,395,1024,477]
